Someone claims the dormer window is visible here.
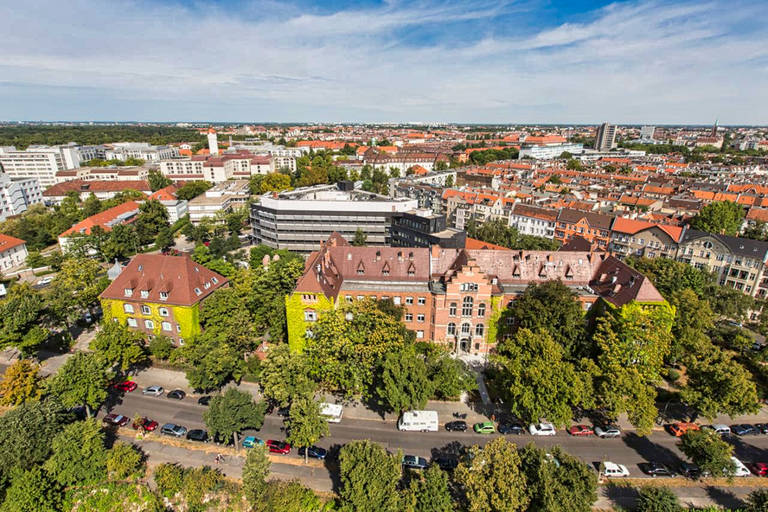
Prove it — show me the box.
[140,290,149,298]
[204,282,211,289]
[211,277,218,284]
[159,291,168,301]
[124,288,133,297]
[194,287,202,295]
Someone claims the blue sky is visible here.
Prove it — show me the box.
[0,0,766,123]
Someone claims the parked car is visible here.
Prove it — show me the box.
[594,425,622,439]
[142,386,164,396]
[529,422,556,436]
[167,389,186,400]
[732,424,760,436]
[103,413,130,427]
[498,423,525,435]
[602,462,630,478]
[755,423,768,434]
[266,440,291,454]
[197,395,212,406]
[83,311,93,323]
[751,462,768,476]
[640,462,675,477]
[298,446,328,460]
[132,417,158,431]
[36,276,54,286]
[445,420,468,432]
[160,423,187,437]
[567,424,594,436]
[402,455,429,470]
[679,462,702,479]
[433,456,459,471]
[668,422,699,437]
[473,421,496,434]
[703,424,731,436]
[243,436,265,448]
[732,457,752,477]
[186,429,209,442]
[112,381,137,392]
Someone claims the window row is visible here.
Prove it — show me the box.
[124,303,170,317]
[448,297,485,317]
[125,317,180,332]
[447,322,485,337]
[344,295,427,306]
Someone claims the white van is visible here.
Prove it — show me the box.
[602,462,630,478]
[320,403,343,423]
[731,457,752,477]
[398,410,439,432]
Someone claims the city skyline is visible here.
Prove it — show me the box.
[1,0,767,124]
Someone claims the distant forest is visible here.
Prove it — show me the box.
[0,125,205,149]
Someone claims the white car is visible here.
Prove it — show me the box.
[603,461,630,478]
[36,276,54,286]
[529,422,556,436]
[731,457,752,477]
[595,425,622,438]
[142,386,164,396]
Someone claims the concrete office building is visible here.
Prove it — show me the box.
[251,183,418,252]
[595,123,617,151]
[104,143,178,162]
[390,210,465,248]
[0,173,44,221]
[0,146,70,187]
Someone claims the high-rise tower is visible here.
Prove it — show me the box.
[595,123,617,151]
[207,128,219,156]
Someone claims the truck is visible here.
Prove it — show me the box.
[397,410,439,432]
[320,403,343,423]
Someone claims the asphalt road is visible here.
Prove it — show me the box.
[103,389,768,479]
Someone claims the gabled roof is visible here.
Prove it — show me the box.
[557,208,614,230]
[99,253,228,306]
[60,201,142,237]
[43,180,151,196]
[611,217,684,242]
[0,233,26,252]
[680,229,768,260]
[590,256,666,307]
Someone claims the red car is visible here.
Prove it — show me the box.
[266,440,291,454]
[132,417,159,431]
[567,424,594,436]
[103,413,130,427]
[112,381,138,392]
[751,462,768,476]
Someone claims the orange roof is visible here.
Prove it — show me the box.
[747,208,768,223]
[60,201,141,237]
[524,135,566,145]
[0,233,26,252]
[611,217,683,241]
[465,237,511,251]
[148,185,179,202]
[410,165,429,176]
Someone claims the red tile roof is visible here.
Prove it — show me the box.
[464,238,511,251]
[0,233,26,252]
[43,180,151,197]
[611,217,684,242]
[60,201,141,237]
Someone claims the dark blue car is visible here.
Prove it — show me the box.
[298,446,327,460]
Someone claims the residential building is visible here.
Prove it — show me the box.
[518,143,584,160]
[554,208,614,249]
[0,173,43,221]
[99,254,228,344]
[55,166,150,183]
[159,150,274,183]
[676,229,768,298]
[207,128,219,156]
[58,201,142,252]
[43,180,151,204]
[609,217,683,259]
[509,204,558,238]
[104,143,178,162]
[390,210,465,248]
[187,180,250,224]
[0,145,72,187]
[595,123,617,151]
[392,182,446,215]
[251,183,418,252]
[287,233,667,354]
[148,185,188,223]
[388,169,457,196]
[0,234,28,270]
[640,126,656,141]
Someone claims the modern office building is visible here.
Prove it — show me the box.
[390,210,465,248]
[518,142,584,160]
[0,145,71,187]
[251,183,418,252]
[595,123,617,151]
[187,180,250,224]
[104,143,178,162]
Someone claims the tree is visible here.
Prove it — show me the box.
[259,344,317,407]
[492,329,591,427]
[155,225,175,250]
[44,418,108,486]
[287,395,329,462]
[690,200,744,236]
[709,285,754,320]
[258,172,292,194]
[635,486,680,512]
[82,192,102,217]
[501,280,587,357]
[519,444,597,512]
[170,333,245,391]
[259,480,324,512]
[376,345,434,413]
[626,257,713,300]
[134,199,169,245]
[426,348,477,399]
[47,256,108,326]
[444,175,454,187]
[747,490,768,512]
[678,429,735,478]
[176,180,212,201]
[467,218,559,251]
[403,465,453,512]
[107,442,146,480]
[0,466,61,512]
[338,440,402,512]
[203,388,266,446]
[148,170,172,191]
[148,334,174,360]
[0,398,71,486]
[47,352,112,416]
[0,359,43,405]
[566,158,582,170]
[90,321,149,372]
[242,446,271,505]
[0,283,46,352]
[680,346,760,420]
[352,227,367,246]
[454,437,529,512]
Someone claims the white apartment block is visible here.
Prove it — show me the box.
[0,234,28,270]
[0,173,44,221]
[518,143,584,160]
[187,180,251,223]
[0,145,69,187]
[508,204,558,238]
[105,143,178,162]
[55,166,150,183]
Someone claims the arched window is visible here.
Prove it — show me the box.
[475,324,484,337]
[477,303,486,317]
[461,323,471,335]
[449,302,457,316]
[447,323,456,336]
[462,296,474,317]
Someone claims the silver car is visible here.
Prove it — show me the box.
[142,385,164,396]
[594,425,621,438]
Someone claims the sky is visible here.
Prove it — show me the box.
[0,0,766,124]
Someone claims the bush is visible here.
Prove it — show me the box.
[636,486,680,512]
[666,368,681,382]
[107,442,145,481]
[154,464,185,498]
[148,335,174,360]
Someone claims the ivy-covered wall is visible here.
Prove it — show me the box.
[486,295,503,345]
[100,298,201,340]
[285,292,334,353]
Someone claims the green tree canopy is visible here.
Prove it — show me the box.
[679,429,735,478]
[0,466,61,512]
[403,465,453,512]
[203,388,266,445]
[46,352,113,416]
[690,200,745,236]
[286,395,329,461]
[352,227,368,246]
[242,446,271,505]
[338,440,402,512]
[259,344,317,407]
[148,170,173,191]
[635,486,681,512]
[0,283,47,352]
[0,358,43,406]
[44,417,108,486]
[90,321,149,372]
[467,218,559,251]
[107,442,146,481]
[376,344,434,413]
[519,444,597,512]
[176,180,212,201]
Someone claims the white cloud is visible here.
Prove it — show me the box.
[0,0,766,123]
